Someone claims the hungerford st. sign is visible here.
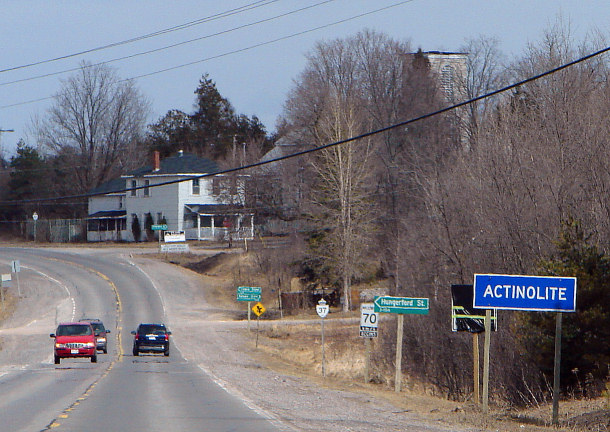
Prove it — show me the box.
[474,274,577,312]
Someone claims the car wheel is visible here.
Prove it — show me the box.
[54,355,60,364]
[103,347,107,354]
[164,349,170,357]
[133,347,139,356]
[91,354,97,363]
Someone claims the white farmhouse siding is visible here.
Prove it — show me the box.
[87,150,254,242]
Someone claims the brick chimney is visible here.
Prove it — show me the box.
[153,150,160,172]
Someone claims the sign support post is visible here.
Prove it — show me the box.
[473,332,480,404]
[552,312,563,425]
[482,309,491,413]
[374,296,429,393]
[316,299,329,377]
[395,314,404,393]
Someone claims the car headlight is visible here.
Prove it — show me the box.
[84,342,95,348]
[55,343,66,348]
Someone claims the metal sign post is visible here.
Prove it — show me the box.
[11,260,21,297]
[374,296,429,392]
[316,299,329,377]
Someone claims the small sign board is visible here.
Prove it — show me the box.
[252,302,266,317]
[451,284,497,332]
[164,231,186,242]
[151,224,168,231]
[11,260,20,273]
[160,243,189,253]
[374,296,429,314]
[360,303,378,337]
[316,299,329,318]
[1,274,11,287]
[474,274,577,312]
[237,286,262,302]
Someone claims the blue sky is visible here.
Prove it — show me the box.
[1,0,608,158]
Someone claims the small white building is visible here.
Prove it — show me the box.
[86,150,254,242]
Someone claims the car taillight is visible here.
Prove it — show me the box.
[164,334,169,341]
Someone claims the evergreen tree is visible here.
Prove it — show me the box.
[516,218,610,394]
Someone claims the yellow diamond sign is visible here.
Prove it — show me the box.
[252,302,266,317]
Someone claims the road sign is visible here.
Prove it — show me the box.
[316,298,329,318]
[160,243,189,253]
[374,296,429,314]
[237,286,262,302]
[1,274,11,287]
[151,224,167,231]
[360,303,378,337]
[11,260,20,273]
[164,231,185,242]
[252,302,266,317]
[451,284,497,332]
[473,274,577,312]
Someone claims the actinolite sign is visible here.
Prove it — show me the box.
[473,274,577,312]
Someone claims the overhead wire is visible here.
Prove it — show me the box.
[0,0,281,74]
[0,0,413,109]
[1,44,608,206]
[0,0,337,88]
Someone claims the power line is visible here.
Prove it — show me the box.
[0,0,337,88]
[0,0,281,74]
[0,1,413,110]
[1,44,608,206]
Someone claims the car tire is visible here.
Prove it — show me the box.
[103,347,107,354]
[133,347,139,356]
[91,354,97,363]
[164,349,170,357]
[54,355,60,365]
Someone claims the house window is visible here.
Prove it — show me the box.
[144,180,150,197]
[192,178,200,195]
[230,177,237,195]
[157,212,163,223]
[130,180,137,197]
[212,177,220,196]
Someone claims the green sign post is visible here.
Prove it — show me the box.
[374,295,430,393]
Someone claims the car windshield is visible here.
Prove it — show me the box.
[138,324,166,335]
[57,324,92,336]
[90,323,105,332]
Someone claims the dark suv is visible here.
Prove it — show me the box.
[80,318,110,353]
[131,323,171,356]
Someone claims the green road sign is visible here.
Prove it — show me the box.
[151,224,168,231]
[374,296,429,314]
[237,286,262,302]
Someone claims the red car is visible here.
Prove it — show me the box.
[50,322,97,364]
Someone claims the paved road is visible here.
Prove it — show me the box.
[0,247,281,432]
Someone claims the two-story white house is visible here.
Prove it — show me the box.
[86,150,254,242]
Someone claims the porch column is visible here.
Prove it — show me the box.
[197,214,201,241]
[211,216,215,239]
[250,215,254,239]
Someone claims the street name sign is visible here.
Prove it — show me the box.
[237,286,262,302]
[474,274,577,312]
[374,296,429,314]
[360,303,378,337]
[151,224,168,231]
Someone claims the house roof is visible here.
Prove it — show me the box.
[88,177,126,195]
[87,210,127,219]
[185,204,248,215]
[124,151,219,177]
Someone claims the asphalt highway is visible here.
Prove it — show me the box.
[0,247,281,432]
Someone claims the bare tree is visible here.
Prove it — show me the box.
[36,62,150,193]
